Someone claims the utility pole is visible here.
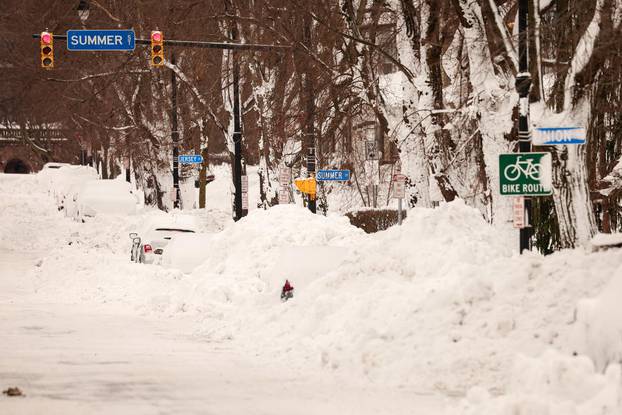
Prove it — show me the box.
[198,119,208,209]
[171,52,180,209]
[516,0,532,253]
[303,13,316,214]
[231,27,245,221]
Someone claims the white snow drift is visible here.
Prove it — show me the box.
[4,172,622,413]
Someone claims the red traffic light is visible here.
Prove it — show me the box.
[40,31,54,69]
[41,32,52,44]
[150,31,164,67]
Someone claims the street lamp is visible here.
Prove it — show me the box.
[77,0,90,24]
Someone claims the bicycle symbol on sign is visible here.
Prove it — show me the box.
[503,156,541,181]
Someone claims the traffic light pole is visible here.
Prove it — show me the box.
[303,14,316,214]
[171,52,180,209]
[516,0,532,253]
[232,41,244,221]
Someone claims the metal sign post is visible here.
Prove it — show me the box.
[278,188,290,204]
[278,166,291,204]
[392,173,406,225]
[513,196,525,229]
[241,175,248,211]
[364,160,380,208]
[516,0,532,253]
[171,53,180,209]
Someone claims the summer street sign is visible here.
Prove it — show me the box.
[499,152,552,196]
[316,169,350,181]
[178,155,203,164]
[67,29,136,51]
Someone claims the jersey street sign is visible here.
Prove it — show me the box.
[67,29,136,51]
[178,155,203,164]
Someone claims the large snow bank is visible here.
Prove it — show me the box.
[161,233,215,273]
[451,350,622,415]
[190,204,363,294]
[37,165,98,210]
[199,201,522,390]
[195,201,619,395]
[573,270,622,372]
[16,171,622,404]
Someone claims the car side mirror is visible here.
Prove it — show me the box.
[129,232,138,239]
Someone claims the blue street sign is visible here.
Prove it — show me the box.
[67,30,135,51]
[178,155,203,164]
[533,127,586,145]
[316,169,350,181]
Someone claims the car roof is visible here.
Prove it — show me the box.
[43,162,69,169]
[143,214,199,233]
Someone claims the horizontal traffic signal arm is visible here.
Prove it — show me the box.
[31,33,291,51]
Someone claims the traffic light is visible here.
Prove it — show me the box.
[150,31,164,67]
[40,31,53,69]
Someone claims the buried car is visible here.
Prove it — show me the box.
[129,215,199,265]
[37,164,99,212]
[73,178,140,221]
[160,232,214,273]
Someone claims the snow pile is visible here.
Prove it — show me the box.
[37,164,98,207]
[196,201,619,394]
[12,171,622,404]
[573,270,622,372]
[451,350,622,415]
[131,208,229,236]
[590,232,622,250]
[201,164,262,213]
[161,233,215,273]
[200,201,520,390]
[188,204,363,294]
[29,201,362,318]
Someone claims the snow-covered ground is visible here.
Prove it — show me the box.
[1,171,622,414]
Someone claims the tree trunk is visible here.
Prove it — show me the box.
[550,0,603,247]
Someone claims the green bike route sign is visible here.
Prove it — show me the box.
[499,152,552,196]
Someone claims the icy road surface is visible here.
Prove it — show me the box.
[0,174,446,414]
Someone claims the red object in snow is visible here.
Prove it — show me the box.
[281,279,294,301]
